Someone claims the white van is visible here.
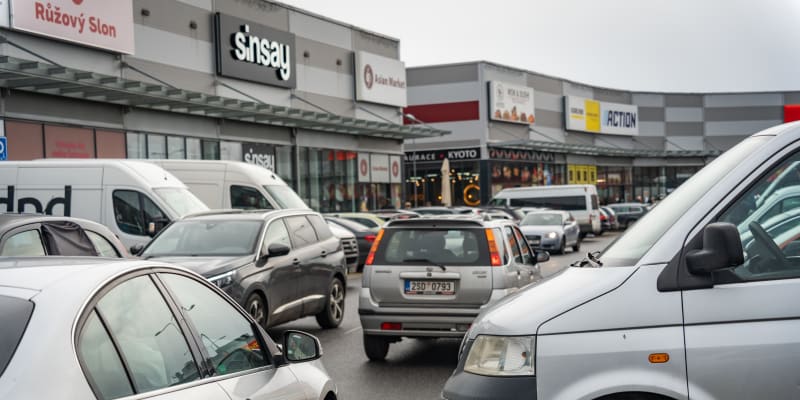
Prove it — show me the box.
[0,160,208,248]
[489,184,601,236]
[149,160,309,211]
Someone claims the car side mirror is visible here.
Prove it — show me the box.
[686,222,744,274]
[268,243,291,258]
[535,250,550,263]
[129,243,144,256]
[282,330,322,362]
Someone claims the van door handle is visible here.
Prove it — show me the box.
[292,258,300,266]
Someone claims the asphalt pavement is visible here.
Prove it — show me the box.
[268,230,621,400]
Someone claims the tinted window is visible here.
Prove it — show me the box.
[264,219,292,250]
[142,220,263,257]
[1,230,46,256]
[79,311,134,399]
[591,194,599,210]
[352,217,379,228]
[231,185,272,210]
[513,227,533,265]
[86,231,121,258]
[307,214,333,241]
[160,274,269,375]
[521,213,563,226]
[113,191,169,236]
[509,196,587,211]
[373,228,490,266]
[286,216,318,248]
[0,296,33,378]
[504,227,522,263]
[96,276,199,392]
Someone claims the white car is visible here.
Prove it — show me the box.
[0,258,338,400]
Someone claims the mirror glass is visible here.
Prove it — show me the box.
[284,331,319,362]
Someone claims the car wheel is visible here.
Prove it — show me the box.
[572,238,581,252]
[579,232,587,239]
[316,277,345,329]
[597,229,605,236]
[364,334,390,361]
[246,292,269,329]
[557,237,566,255]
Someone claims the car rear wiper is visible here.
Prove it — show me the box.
[403,258,447,271]
[570,251,603,268]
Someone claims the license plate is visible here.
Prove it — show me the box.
[404,280,455,295]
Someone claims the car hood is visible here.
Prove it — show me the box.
[146,255,253,277]
[519,225,564,235]
[467,266,636,338]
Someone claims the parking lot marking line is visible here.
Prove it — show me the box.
[345,326,362,335]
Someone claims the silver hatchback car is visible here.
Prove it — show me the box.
[358,217,547,361]
[0,258,338,400]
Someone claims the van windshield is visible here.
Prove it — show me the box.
[154,188,209,217]
[263,185,309,209]
[601,136,770,266]
[509,196,586,210]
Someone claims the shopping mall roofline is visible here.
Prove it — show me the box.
[0,56,448,140]
[493,139,722,158]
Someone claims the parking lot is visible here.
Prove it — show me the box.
[268,231,620,400]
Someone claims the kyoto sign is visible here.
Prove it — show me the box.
[10,0,135,54]
[565,96,639,135]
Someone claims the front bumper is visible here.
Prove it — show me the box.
[526,235,561,251]
[442,370,537,400]
[359,312,477,337]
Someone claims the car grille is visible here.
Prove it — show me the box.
[526,235,541,242]
[341,238,358,260]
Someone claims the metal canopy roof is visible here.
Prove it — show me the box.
[0,56,448,140]
[493,139,721,158]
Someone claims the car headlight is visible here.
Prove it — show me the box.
[209,270,236,288]
[546,232,558,239]
[464,335,535,376]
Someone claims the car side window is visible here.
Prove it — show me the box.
[264,219,292,250]
[285,216,318,248]
[93,275,199,393]
[513,227,534,265]
[113,191,168,236]
[86,231,121,258]
[78,311,134,399]
[231,185,272,210]
[504,226,522,263]
[718,151,800,281]
[307,214,333,241]
[159,274,270,375]
[1,229,46,256]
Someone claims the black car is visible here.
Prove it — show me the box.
[137,209,347,329]
[607,202,649,228]
[0,214,127,257]
[325,216,378,269]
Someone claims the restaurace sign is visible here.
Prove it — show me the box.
[404,147,481,162]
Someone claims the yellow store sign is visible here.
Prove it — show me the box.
[585,99,600,133]
[568,164,597,185]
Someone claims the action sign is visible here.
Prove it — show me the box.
[0,137,7,160]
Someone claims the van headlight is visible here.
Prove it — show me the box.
[464,335,535,376]
[209,270,236,288]
[546,232,558,239]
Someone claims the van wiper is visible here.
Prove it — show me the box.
[570,251,603,268]
[403,258,447,271]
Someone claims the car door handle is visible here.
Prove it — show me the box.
[320,250,327,257]
[292,258,300,266]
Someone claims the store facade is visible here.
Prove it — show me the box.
[0,0,445,212]
[405,61,800,206]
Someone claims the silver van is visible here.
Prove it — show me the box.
[443,121,800,400]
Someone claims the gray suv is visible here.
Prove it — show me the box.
[358,217,547,361]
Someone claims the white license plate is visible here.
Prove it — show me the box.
[404,280,455,295]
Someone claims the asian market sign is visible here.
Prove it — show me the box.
[355,51,407,107]
[565,96,639,135]
[489,81,535,125]
[9,0,135,54]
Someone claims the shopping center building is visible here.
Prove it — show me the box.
[404,61,800,206]
[0,0,445,212]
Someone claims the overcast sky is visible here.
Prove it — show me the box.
[281,0,800,93]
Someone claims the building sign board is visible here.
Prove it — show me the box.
[370,154,390,183]
[489,81,535,125]
[488,148,555,163]
[358,153,370,183]
[389,155,401,183]
[10,0,135,54]
[354,51,407,107]
[214,13,296,89]
[565,96,639,135]
[404,147,481,162]
[242,142,275,170]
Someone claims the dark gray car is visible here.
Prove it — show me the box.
[139,209,347,329]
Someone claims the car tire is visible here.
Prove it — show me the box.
[557,237,566,254]
[597,229,605,236]
[579,232,587,239]
[316,277,345,329]
[245,292,269,329]
[364,334,390,361]
[572,238,581,252]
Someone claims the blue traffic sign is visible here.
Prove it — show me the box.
[0,137,6,161]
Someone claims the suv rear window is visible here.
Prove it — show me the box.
[372,228,490,266]
[0,295,34,377]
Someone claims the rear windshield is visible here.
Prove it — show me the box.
[509,196,586,210]
[522,213,563,226]
[0,295,34,377]
[373,228,490,266]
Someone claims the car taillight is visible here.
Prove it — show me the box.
[365,234,376,243]
[600,215,607,221]
[485,228,502,267]
[381,322,402,330]
[364,229,384,266]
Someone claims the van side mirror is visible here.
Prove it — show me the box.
[130,243,144,256]
[686,222,743,274]
[282,330,321,362]
[268,243,291,258]
[147,218,170,237]
[535,250,550,264]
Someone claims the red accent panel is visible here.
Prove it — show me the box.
[403,101,480,124]
[784,105,800,123]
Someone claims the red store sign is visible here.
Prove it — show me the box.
[10,0,135,54]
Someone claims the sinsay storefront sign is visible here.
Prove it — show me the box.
[9,0,135,54]
[214,13,296,89]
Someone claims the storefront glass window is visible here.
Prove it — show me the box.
[126,132,146,159]
[147,134,167,159]
[186,138,202,159]
[405,160,482,207]
[307,149,322,210]
[275,145,294,188]
[167,136,185,159]
[201,140,220,160]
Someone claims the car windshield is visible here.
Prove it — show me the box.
[509,196,586,210]
[601,136,770,266]
[263,185,309,209]
[154,188,209,217]
[521,213,563,226]
[142,220,263,257]
[372,228,490,266]
[0,295,34,378]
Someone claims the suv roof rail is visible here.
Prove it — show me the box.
[385,217,488,228]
